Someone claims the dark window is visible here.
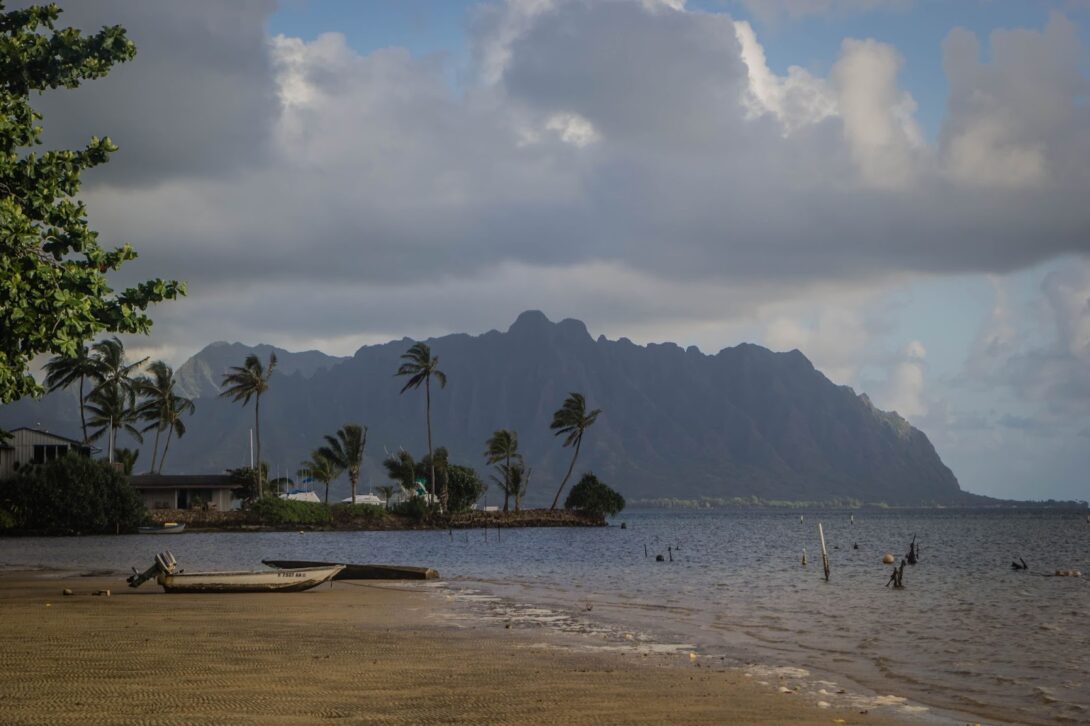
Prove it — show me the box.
[32,444,69,464]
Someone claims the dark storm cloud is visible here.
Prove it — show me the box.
[22,0,279,185]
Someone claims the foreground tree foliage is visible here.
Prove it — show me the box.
[0,454,144,534]
[564,473,625,519]
[0,3,183,405]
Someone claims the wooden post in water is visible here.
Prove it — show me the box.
[818,523,830,581]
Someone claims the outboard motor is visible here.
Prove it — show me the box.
[127,551,177,588]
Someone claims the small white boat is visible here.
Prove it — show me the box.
[138,522,186,534]
[127,552,343,593]
[158,565,344,593]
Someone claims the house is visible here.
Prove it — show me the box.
[129,474,241,511]
[0,427,91,480]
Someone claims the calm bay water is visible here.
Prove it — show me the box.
[3,509,1087,724]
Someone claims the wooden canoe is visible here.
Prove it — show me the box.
[262,559,439,580]
[157,565,344,593]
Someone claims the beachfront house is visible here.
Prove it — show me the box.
[0,427,92,480]
[129,474,240,511]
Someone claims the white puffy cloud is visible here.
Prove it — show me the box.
[940,15,1088,188]
[734,20,837,133]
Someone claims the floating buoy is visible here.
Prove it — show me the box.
[882,553,895,565]
[801,548,807,566]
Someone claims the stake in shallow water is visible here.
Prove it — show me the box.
[818,523,830,581]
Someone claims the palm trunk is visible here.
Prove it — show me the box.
[425,377,438,511]
[517,469,530,512]
[324,481,330,506]
[550,436,582,510]
[78,374,88,446]
[149,424,162,473]
[503,452,510,513]
[350,472,358,503]
[254,393,262,499]
[159,425,174,474]
[108,421,116,464]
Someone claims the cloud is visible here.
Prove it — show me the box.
[737,0,912,23]
[25,0,279,186]
[940,14,1088,189]
[21,0,1086,370]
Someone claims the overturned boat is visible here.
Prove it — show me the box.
[128,552,343,593]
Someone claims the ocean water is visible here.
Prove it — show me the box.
[3,509,1087,724]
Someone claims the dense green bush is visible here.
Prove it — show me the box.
[331,503,387,521]
[249,497,331,526]
[564,473,625,519]
[0,454,144,534]
[391,496,434,521]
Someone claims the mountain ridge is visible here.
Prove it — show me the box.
[1,311,972,506]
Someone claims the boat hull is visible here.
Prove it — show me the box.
[262,559,438,580]
[157,565,344,593]
[138,523,186,534]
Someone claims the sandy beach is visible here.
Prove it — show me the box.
[0,570,915,725]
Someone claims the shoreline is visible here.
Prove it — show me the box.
[0,568,918,725]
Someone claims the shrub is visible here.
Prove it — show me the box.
[331,503,387,522]
[0,454,144,534]
[391,496,433,521]
[249,497,331,526]
[564,472,625,519]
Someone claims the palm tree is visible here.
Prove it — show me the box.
[396,342,447,510]
[318,424,367,504]
[485,429,521,513]
[88,337,146,463]
[157,393,195,474]
[298,451,343,505]
[375,485,395,510]
[549,392,602,510]
[136,361,194,473]
[43,343,103,445]
[383,450,416,496]
[114,447,139,475]
[85,380,143,460]
[219,352,277,497]
[509,460,531,512]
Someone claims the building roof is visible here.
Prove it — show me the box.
[7,427,86,446]
[129,474,237,490]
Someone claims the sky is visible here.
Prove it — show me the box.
[20,0,1090,501]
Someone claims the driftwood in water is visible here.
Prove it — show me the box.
[886,559,906,589]
[906,534,919,565]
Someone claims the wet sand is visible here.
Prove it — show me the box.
[0,571,912,725]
